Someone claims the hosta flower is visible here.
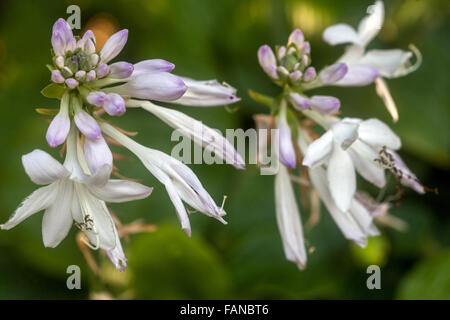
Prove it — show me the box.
[1,128,152,270]
[322,0,421,120]
[251,22,425,269]
[101,123,227,236]
[4,17,243,271]
[302,117,401,211]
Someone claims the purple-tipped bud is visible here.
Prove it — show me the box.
[335,66,380,86]
[310,96,341,114]
[319,63,348,84]
[290,93,311,110]
[257,45,278,79]
[132,59,175,76]
[65,37,76,53]
[90,54,99,67]
[86,70,96,82]
[74,111,101,139]
[288,29,304,48]
[55,56,64,68]
[84,136,113,174]
[75,70,86,81]
[302,41,311,54]
[303,67,316,82]
[289,70,302,82]
[46,113,70,147]
[51,70,65,84]
[109,62,134,79]
[52,18,73,44]
[80,30,96,54]
[65,78,79,89]
[100,29,128,64]
[277,46,287,60]
[112,72,187,102]
[103,93,126,116]
[278,122,297,168]
[51,32,65,56]
[96,64,110,78]
[86,91,106,107]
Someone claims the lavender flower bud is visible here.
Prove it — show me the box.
[75,70,86,81]
[65,78,79,89]
[86,70,96,82]
[74,111,101,139]
[289,70,302,83]
[108,62,134,79]
[290,93,311,110]
[303,67,316,82]
[257,45,278,79]
[51,70,65,84]
[84,136,113,174]
[310,96,341,114]
[288,29,304,48]
[46,113,70,148]
[86,91,106,107]
[96,63,110,78]
[278,122,297,168]
[103,93,126,116]
[319,63,348,84]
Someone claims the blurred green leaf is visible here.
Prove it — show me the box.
[397,250,450,299]
[41,83,65,99]
[128,225,231,299]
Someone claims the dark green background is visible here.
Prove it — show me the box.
[0,0,449,299]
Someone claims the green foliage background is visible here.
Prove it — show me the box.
[0,0,449,299]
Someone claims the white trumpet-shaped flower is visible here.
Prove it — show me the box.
[125,99,245,169]
[322,0,421,120]
[1,127,152,270]
[274,165,307,269]
[101,122,227,237]
[302,117,401,212]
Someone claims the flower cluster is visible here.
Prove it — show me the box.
[252,1,424,269]
[2,18,242,271]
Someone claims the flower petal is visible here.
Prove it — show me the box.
[302,130,334,168]
[107,229,127,271]
[132,59,175,76]
[323,23,360,46]
[327,144,356,212]
[100,29,128,64]
[83,136,113,174]
[74,111,101,140]
[310,96,341,114]
[278,122,296,168]
[287,29,304,48]
[289,93,311,110]
[42,179,74,248]
[74,184,116,250]
[275,165,307,269]
[358,118,401,150]
[319,63,348,84]
[357,0,384,46]
[331,120,359,150]
[108,61,134,79]
[103,93,126,116]
[129,100,245,169]
[309,167,367,246]
[335,65,379,86]
[88,180,153,203]
[22,149,70,185]
[357,49,414,78]
[111,72,187,102]
[46,110,70,148]
[257,45,278,79]
[173,77,240,107]
[348,140,386,188]
[1,184,56,230]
